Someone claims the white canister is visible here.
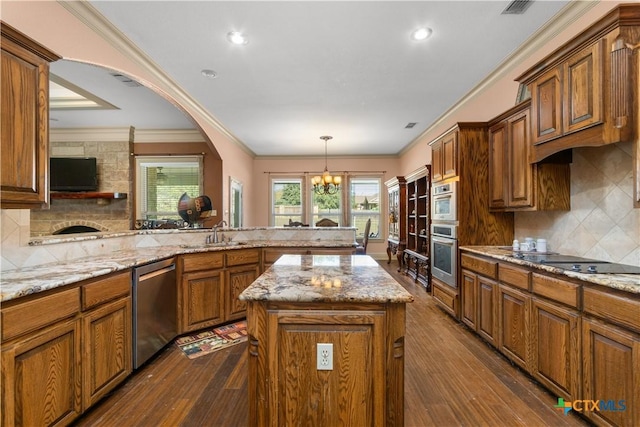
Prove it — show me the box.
[536,238,547,253]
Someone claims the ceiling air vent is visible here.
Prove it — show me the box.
[405,122,418,129]
[502,0,533,15]
[110,72,142,87]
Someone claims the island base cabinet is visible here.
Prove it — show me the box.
[82,297,132,410]
[246,302,406,427]
[530,298,580,401]
[582,317,640,427]
[1,318,82,426]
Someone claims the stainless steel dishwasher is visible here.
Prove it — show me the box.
[132,257,177,369]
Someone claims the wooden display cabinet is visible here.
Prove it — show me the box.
[402,166,430,289]
[385,176,406,270]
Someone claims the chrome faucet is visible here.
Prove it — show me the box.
[206,220,228,244]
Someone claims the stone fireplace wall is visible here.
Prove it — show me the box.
[30,128,134,236]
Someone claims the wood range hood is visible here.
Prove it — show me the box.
[515,4,640,164]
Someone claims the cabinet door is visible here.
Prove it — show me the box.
[0,26,58,208]
[82,297,132,409]
[563,40,602,134]
[2,318,82,426]
[498,284,530,371]
[180,269,225,333]
[441,131,457,180]
[226,264,259,321]
[507,108,533,207]
[431,140,443,182]
[488,121,508,208]
[530,67,562,145]
[583,317,640,427]
[460,270,477,330]
[530,298,580,401]
[477,276,498,347]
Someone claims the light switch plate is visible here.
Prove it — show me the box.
[317,343,333,370]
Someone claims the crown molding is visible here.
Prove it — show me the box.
[51,127,133,142]
[134,129,206,143]
[57,0,256,157]
[400,0,599,156]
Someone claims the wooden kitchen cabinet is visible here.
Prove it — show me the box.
[385,176,407,269]
[1,288,82,426]
[582,317,640,427]
[246,301,406,426]
[460,253,499,347]
[488,101,570,211]
[81,272,132,410]
[179,252,226,333]
[498,283,530,371]
[516,5,640,162]
[430,129,457,182]
[530,297,581,401]
[0,22,60,209]
[461,270,478,330]
[225,249,261,322]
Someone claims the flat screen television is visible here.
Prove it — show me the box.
[50,157,98,192]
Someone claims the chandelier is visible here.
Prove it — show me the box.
[311,136,341,195]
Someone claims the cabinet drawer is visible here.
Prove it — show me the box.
[499,263,531,291]
[2,288,80,341]
[181,252,224,272]
[226,249,260,267]
[532,273,579,309]
[461,253,497,279]
[82,271,131,311]
[583,286,640,332]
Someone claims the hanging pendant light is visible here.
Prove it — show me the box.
[312,136,341,195]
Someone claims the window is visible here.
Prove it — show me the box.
[349,177,381,239]
[272,178,304,226]
[135,156,203,220]
[311,188,342,226]
[270,174,381,239]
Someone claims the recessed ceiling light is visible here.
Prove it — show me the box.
[410,27,433,42]
[227,31,248,45]
[201,69,218,79]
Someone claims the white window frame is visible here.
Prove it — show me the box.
[135,155,204,220]
[346,175,382,241]
[270,176,307,226]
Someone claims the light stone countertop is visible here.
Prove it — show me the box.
[239,254,414,304]
[0,241,356,303]
[460,246,640,294]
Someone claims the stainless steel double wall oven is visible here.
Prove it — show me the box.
[430,181,458,288]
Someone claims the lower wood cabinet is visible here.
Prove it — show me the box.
[460,269,478,330]
[477,276,498,347]
[530,297,580,401]
[246,301,406,426]
[582,317,640,427]
[2,318,82,426]
[180,268,225,333]
[226,264,259,322]
[498,284,530,371]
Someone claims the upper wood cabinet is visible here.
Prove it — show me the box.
[430,130,457,182]
[516,5,640,162]
[488,101,570,211]
[0,22,60,209]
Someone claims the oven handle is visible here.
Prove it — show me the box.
[431,235,456,243]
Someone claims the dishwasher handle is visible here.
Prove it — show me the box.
[138,264,176,282]
[134,257,176,280]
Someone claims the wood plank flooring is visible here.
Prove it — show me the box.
[74,260,588,426]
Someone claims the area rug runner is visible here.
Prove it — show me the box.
[175,320,247,359]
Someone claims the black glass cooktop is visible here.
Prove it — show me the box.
[511,253,640,274]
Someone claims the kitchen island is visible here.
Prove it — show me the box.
[239,254,413,427]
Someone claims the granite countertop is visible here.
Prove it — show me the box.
[0,241,356,303]
[460,246,640,294]
[239,254,414,304]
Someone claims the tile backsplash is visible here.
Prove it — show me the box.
[515,141,639,265]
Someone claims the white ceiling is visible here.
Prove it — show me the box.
[50,1,572,157]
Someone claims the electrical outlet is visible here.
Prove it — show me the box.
[317,343,333,370]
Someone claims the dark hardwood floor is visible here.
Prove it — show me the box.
[74,260,589,426]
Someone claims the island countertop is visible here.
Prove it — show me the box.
[239,254,414,304]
